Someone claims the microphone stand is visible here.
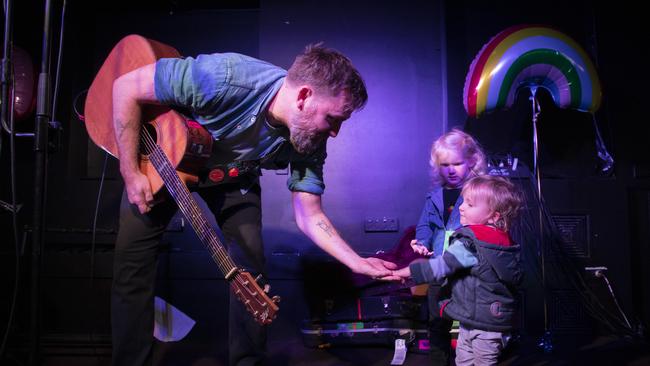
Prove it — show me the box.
[529,87,554,353]
[30,0,53,364]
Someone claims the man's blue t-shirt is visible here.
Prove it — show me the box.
[154,52,326,195]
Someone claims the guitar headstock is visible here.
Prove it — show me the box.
[230,270,280,325]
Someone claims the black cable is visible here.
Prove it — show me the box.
[88,151,108,360]
[0,40,22,364]
[50,0,65,132]
[91,152,109,300]
[0,0,10,153]
[542,206,635,335]
[520,165,638,336]
[71,89,87,122]
[490,159,637,337]
[488,158,545,287]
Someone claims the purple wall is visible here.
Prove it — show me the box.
[257,0,447,259]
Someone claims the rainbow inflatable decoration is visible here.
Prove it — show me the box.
[463,25,602,118]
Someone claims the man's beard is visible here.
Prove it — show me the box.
[289,114,325,155]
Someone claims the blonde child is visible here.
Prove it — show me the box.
[394,175,523,366]
[411,128,486,255]
[411,128,486,364]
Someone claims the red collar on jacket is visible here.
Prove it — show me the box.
[466,225,512,246]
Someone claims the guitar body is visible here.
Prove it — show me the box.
[83,35,279,324]
[84,34,211,193]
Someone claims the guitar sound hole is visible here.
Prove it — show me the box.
[140,123,158,156]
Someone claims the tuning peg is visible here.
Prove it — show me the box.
[272,296,281,304]
[255,274,263,282]
[263,284,270,293]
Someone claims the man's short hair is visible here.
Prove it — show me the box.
[287,43,368,112]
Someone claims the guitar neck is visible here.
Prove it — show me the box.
[144,133,238,278]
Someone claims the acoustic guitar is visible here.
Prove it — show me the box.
[84,34,280,325]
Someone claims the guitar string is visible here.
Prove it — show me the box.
[142,132,276,313]
[141,132,247,281]
[140,129,236,272]
[140,128,275,313]
[141,130,256,296]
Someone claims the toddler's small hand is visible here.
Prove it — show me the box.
[410,239,434,256]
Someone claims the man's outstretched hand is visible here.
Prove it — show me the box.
[352,257,397,279]
[378,266,411,283]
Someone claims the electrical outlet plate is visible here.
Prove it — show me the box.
[364,217,399,232]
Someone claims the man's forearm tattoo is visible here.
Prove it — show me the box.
[115,120,137,140]
[317,220,335,238]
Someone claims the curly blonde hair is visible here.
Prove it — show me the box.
[430,129,487,186]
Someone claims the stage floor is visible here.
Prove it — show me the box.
[5,333,647,366]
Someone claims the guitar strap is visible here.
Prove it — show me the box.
[162,117,263,189]
[197,160,262,188]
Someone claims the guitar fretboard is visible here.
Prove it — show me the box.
[142,130,238,278]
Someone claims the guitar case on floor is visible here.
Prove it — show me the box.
[300,226,431,354]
